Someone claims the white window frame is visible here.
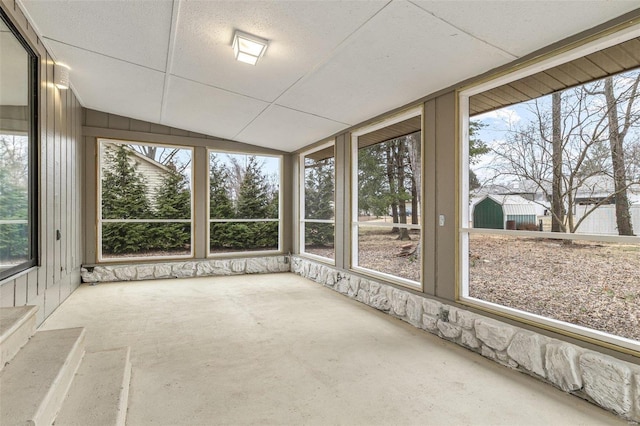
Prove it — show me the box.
[351,106,423,289]
[458,24,640,353]
[299,140,336,264]
[207,149,283,257]
[97,138,194,262]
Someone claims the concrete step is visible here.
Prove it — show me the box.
[54,347,132,426]
[0,306,38,372]
[0,327,85,426]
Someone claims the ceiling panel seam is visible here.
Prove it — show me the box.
[231,1,393,142]
[273,104,351,126]
[231,103,273,141]
[42,37,165,73]
[160,0,181,124]
[407,0,519,60]
[169,74,274,104]
[264,0,394,109]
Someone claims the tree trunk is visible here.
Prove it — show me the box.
[407,132,421,224]
[551,92,566,233]
[604,77,634,236]
[386,144,399,233]
[411,184,418,225]
[396,140,411,241]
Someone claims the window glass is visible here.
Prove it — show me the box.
[209,152,281,253]
[99,140,193,259]
[461,45,640,348]
[353,121,422,286]
[301,144,335,261]
[0,15,37,279]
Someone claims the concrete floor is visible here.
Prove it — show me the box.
[41,273,623,425]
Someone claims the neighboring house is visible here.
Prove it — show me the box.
[100,142,172,206]
[472,194,537,230]
[572,174,640,235]
[574,204,640,235]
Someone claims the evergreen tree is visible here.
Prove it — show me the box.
[305,157,334,246]
[237,156,271,219]
[153,165,191,251]
[469,120,489,191]
[209,155,236,250]
[209,155,234,219]
[101,145,152,254]
[358,143,393,216]
[0,167,28,260]
[236,156,278,249]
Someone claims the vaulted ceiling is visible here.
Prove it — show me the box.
[18,0,640,152]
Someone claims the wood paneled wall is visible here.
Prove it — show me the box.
[0,1,83,326]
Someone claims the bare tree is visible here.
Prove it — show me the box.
[551,92,565,232]
[483,79,639,233]
[406,132,421,226]
[602,75,639,235]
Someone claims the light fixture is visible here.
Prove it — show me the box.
[232,30,268,65]
[54,63,70,90]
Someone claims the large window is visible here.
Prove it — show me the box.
[300,141,335,262]
[208,151,281,254]
[460,30,640,351]
[0,13,37,280]
[98,139,193,261]
[352,108,422,287]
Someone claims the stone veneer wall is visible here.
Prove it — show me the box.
[291,256,640,423]
[80,256,290,283]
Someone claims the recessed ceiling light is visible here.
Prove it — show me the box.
[232,30,268,66]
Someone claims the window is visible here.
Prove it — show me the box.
[97,139,193,261]
[208,151,281,254]
[352,108,422,287]
[0,13,38,280]
[300,141,335,262]
[460,30,640,351]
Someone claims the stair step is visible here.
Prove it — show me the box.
[0,306,38,372]
[0,327,85,426]
[55,347,131,426]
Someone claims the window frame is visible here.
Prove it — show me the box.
[96,138,194,263]
[206,148,283,257]
[458,24,640,354]
[299,140,336,264]
[351,106,424,290]
[0,10,39,281]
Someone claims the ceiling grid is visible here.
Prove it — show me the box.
[16,0,640,151]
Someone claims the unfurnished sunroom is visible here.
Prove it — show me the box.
[1,1,639,424]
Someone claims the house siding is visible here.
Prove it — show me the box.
[99,142,172,207]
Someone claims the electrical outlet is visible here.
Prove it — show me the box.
[439,215,445,226]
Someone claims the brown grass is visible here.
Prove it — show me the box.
[307,230,639,342]
[469,234,640,341]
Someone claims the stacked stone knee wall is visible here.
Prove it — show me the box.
[291,256,640,423]
[81,256,290,283]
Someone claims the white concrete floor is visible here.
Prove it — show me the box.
[41,273,623,425]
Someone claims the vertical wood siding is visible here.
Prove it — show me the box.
[0,1,83,326]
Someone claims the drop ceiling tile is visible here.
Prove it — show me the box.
[170,0,387,102]
[162,76,270,141]
[20,0,173,71]
[47,40,164,124]
[412,1,640,57]
[277,0,515,126]
[236,105,349,151]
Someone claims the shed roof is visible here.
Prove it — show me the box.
[485,194,537,216]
